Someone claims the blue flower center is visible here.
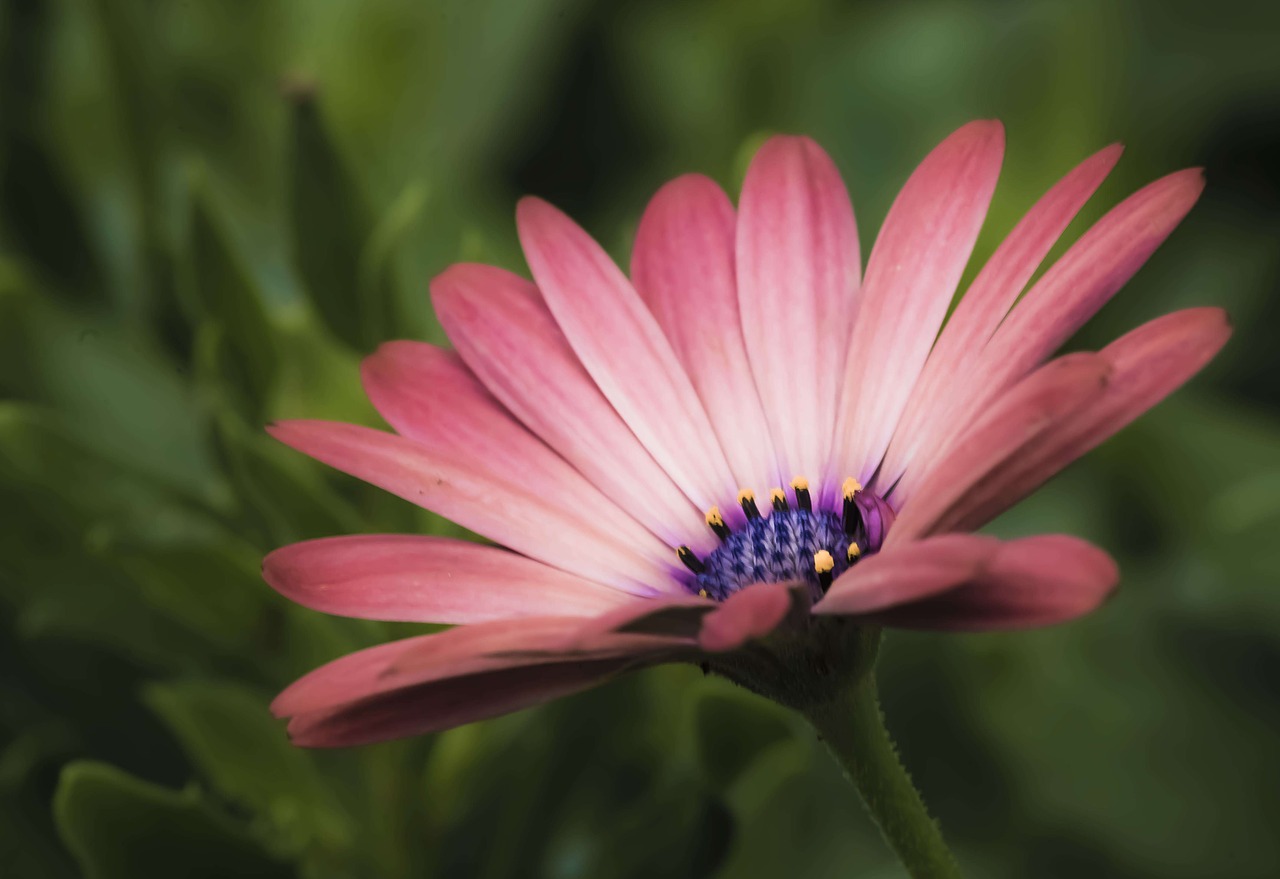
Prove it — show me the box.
[676,480,892,601]
[694,509,850,601]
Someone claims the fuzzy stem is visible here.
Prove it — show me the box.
[803,666,963,878]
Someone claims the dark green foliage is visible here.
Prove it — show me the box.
[287,93,391,352]
[54,762,295,879]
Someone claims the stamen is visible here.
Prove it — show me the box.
[705,506,730,540]
[791,476,811,512]
[769,487,788,512]
[814,549,835,591]
[683,481,890,601]
[677,545,705,574]
[842,477,863,537]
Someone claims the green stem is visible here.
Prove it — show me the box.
[803,669,963,878]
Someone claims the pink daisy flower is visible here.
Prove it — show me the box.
[264,120,1228,753]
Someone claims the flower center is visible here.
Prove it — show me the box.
[676,477,893,601]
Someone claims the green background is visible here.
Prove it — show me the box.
[3,0,1278,876]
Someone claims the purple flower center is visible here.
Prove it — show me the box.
[677,480,892,601]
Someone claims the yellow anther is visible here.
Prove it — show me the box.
[813,549,835,574]
[791,475,812,511]
[842,477,863,499]
[737,488,756,505]
[738,488,761,520]
[847,541,862,562]
[706,505,731,539]
[769,487,787,511]
[677,545,705,574]
[698,588,709,599]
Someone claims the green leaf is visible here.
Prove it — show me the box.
[53,761,295,879]
[0,133,103,301]
[0,799,77,879]
[209,404,364,547]
[183,167,279,420]
[287,91,387,351]
[0,403,218,545]
[360,180,428,317]
[548,782,734,879]
[145,681,352,856]
[693,688,797,790]
[0,278,224,504]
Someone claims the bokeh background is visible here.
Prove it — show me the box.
[2,0,1279,876]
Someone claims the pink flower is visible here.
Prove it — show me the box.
[265,120,1229,748]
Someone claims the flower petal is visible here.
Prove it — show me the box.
[870,535,1118,630]
[360,341,688,581]
[698,581,801,653]
[886,352,1112,544]
[930,167,1206,451]
[432,263,713,551]
[263,534,636,624]
[942,307,1231,533]
[830,120,1005,486]
[517,197,739,513]
[267,419,675,594]
[880,144,1123,494]
[736,135,860,491]
[272,613,692,721]
[813,534,1000,616]
[286,658,638,748]
[579,595,715,640]
[631,174,780,495]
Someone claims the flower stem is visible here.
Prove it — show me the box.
[803,663,963,878]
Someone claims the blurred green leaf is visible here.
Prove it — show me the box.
[361,180,428,321]
[183,167,279,420]
[209,406,365,547]
[287,92,389,351]
[53,761,295,879]
[0,798,77,879]
[553,782,735,879]
[145,681,352,856]
[0,0,104,304]
[0,402,217,546]
[693,688,797,791]
[0,276,224,504]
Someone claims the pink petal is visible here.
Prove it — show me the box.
[881,144,1124,495]
[942,307,1231,533]
[286,658,640,748]
[932,167,1206,450]
[360,337,701,562]
[432,264,713,551]
[631,174,781,495]
[830,120,1005,486]
[870,535,1118,630]
[736,136,860,491]
[272,612,693,720]
[578,594,715,641]
[886,352,1112,544]
[698,581,799,653]
[1091,306,1230,440]
[813,534,1000,616]
[517,197,739,514]
[263,534,635,624]
[267,419,675,595]
[360,340,689,578]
